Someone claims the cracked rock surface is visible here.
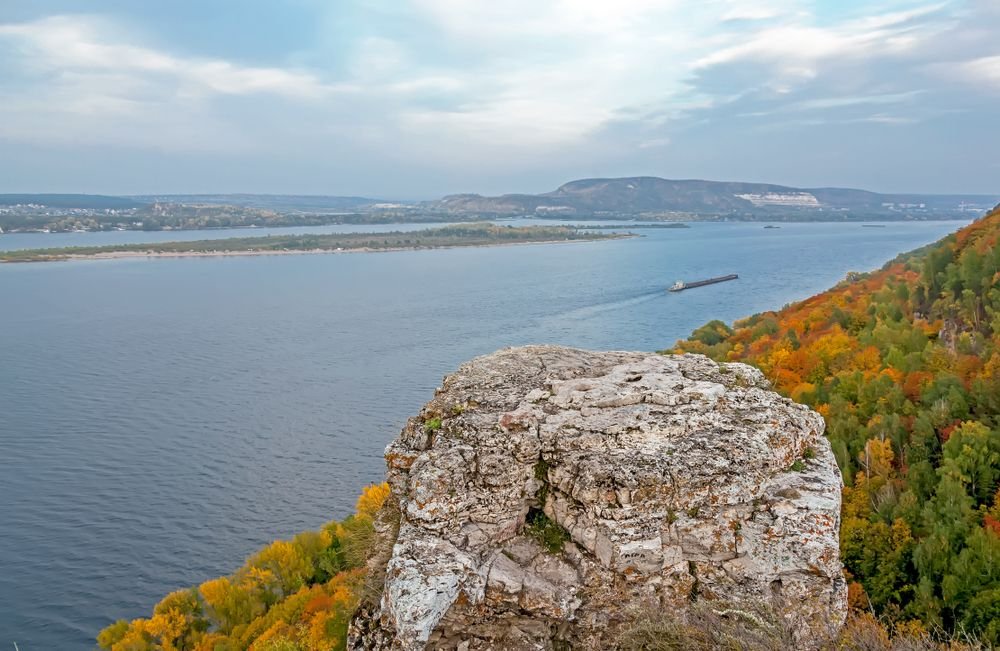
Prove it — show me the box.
[349,346,846,650]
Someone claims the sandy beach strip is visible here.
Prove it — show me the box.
[1,234,634,264]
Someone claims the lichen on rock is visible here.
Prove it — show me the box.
[349,346,846,650]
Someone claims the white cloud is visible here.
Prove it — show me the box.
[0,15,344,151]
[789,91,924,112]
[718,0,802,23]
[639,137,671,149]
[409,0,681,40]
[694,4,946,72]
[0,16,329,98]
[377,0,716,149]
[949,55,1000,89]
[857,114,918,125]
[391,0,971,153]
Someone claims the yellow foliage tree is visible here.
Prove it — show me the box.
[99,486,381,651]
[249,540,313,597]
[356,482,390,519]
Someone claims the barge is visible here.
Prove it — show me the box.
[669,274,738,292]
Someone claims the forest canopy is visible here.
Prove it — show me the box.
[672,206,1000,643]
[97,484,391,651]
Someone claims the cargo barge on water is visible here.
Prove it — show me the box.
[668,274,738,292]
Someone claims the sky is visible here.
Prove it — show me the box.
[0,0,998,198]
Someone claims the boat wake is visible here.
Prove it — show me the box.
[539,288,666,324]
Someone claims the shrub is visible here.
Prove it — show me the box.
[525,508,570,553]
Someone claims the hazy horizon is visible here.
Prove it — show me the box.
[4,174,1000,203]
[1,1,999,197]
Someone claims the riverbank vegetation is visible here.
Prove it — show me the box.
[97,484,391,651]
[0,223,625,263]
[673,205,1000,644]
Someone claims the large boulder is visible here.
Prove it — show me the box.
[350,346,846,650]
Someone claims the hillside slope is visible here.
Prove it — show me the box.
[429,177,998,219]
[673,205,1000,642]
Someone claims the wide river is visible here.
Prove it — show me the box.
[0,220,967,648]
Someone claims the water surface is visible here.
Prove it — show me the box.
[0,222,459,252]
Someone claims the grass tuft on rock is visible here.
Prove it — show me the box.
[525,508,570,554]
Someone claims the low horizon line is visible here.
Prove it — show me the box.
[2,173,1000,202]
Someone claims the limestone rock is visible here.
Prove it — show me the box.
[349,346,846,650]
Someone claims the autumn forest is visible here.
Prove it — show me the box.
[675,205,1000,643]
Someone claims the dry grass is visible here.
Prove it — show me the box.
[358,496,402,608]
[833,614,990,651]
[613,600,797,651]
[612,604,990,651]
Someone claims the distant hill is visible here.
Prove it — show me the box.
[0,194,147,209]
[4,180,998,227]
[428,177,1000,219]
[130,194,389,213]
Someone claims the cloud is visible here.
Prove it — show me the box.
[0,14,346,153]
[718,0,803,22]
[693,4,949,76]
[0,16,329,98]
[669,1,992,132]
[0,1,997,195]
[0,3,975,154]
[638,137,672,149]
[409,0,681,41]
[949,55,1000,89]
[376,0,717,148]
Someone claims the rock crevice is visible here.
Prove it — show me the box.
[349,346,846,650]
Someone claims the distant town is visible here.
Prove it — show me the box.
[1,177,997,234]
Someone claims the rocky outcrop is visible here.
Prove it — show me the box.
[349,346,846,650]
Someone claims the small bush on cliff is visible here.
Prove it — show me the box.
[97,483,390,651]
[525,508,570,553]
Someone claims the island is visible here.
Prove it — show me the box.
[566,222,690,229]
[0,223,630,263]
